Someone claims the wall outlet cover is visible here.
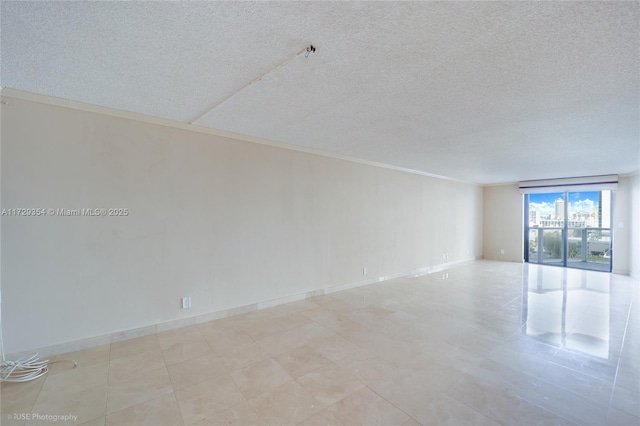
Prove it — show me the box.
[182,297,191,309]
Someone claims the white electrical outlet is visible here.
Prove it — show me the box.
[363,267,368,275]
[500,249,505,255]
[182,296,191,309]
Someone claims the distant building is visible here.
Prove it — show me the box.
[539,219,588,228]
[555,198,564,220]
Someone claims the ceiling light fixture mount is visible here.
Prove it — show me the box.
[189,43,317,124]
[305,45,316,58]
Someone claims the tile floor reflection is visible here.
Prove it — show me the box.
[2,261,638,425]
[524,266,615,359]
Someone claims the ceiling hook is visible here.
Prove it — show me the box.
[305,45,316,58]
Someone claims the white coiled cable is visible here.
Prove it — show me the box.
[0,353,50,382]
[0,291,76,382]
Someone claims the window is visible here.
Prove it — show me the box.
[524,191,612,272]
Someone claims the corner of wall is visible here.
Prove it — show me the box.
[482,183,523,262]
[628,173,640,278]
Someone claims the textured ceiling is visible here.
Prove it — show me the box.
[1,1,639,184]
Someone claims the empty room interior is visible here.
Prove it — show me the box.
[1,2,639,426]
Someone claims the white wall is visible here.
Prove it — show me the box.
[613,176,631,275]
[482,184,523,262]
[1,95,483,355]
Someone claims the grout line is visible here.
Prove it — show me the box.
[607,294,634,416]
[9,260,477,361]
[16,261,637,425]
[363,383,417,424]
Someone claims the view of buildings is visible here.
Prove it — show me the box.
[527,191,612,270]
[528,191,611,228]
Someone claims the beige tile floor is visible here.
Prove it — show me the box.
[2,261,639,425]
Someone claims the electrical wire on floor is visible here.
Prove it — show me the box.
[0,354,77,383]
[0,316,77,383]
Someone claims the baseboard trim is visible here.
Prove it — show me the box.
[613,268,630,276]
[6,258,476,360]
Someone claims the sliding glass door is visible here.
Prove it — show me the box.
[526,192,565,267]
[525,191,612,272]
